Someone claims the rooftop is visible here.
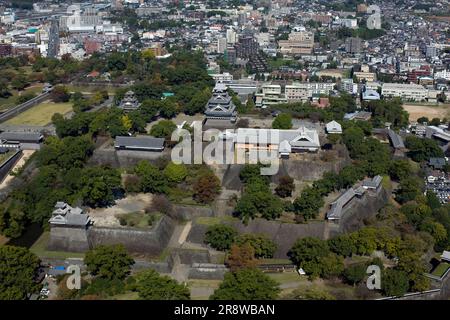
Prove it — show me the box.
[115,135,165,151]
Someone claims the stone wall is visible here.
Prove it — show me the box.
[170,205,214,221]
[186,219,327,259]
[88,148,170,168]
[88,215,176,255]
[0,149,22,183]
[47,225,90,252]
[47,215,176,256]
[188,263,227,280]
[230,219,327,259]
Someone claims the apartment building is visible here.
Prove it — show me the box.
[278,28,314,55]
[255,84,288,107]
[381,83,428,101]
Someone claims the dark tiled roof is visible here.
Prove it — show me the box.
[387,129,405,149]
[0,132,42,142]
[115,136,165,150]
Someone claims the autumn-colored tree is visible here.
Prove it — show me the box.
[193,172,221,204]
[226,243,258,272]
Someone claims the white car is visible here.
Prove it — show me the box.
[40,288,50,296]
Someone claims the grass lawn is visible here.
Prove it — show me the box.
[109,292,139,300]
[0,84,44,111]
[30,231,85,260]
[66,85,116,95]
[0,150,15,165]
[431,262,450,278]
[195,216,239,226]
[259,258,292,265]
[5,101,72,126]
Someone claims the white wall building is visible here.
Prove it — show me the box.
[381,83,428,101]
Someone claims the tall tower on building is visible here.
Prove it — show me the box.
[47,18,60,58]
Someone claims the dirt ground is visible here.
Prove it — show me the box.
[87,193,153,227]
[403,104,450,122]
[0,149,35,190]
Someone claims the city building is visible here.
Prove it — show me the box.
[278,27,314,56]
[381,83,428,101]
[47,19,60,58]
[345,37,362,54]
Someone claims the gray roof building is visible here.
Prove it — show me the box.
[362,175,383,189]
[387,129,405,149]
[327,175,382,220]
[0,132,43,143]
[327,188,356,220]
[326,120,342,134]
[48,202,91,227]
[429,157,446,170]
[115,135,165,151]
[442,250,450,262]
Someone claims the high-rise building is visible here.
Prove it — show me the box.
[235,35,259,58]
[426,45,438,58]
[225,46,237,65]
[238,13,247,26]
[345,37,362,54]
[217,37,227,54]
[226,29,237,44]
[47,18,60,58]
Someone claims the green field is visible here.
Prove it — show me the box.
[431,262,450,278]
[0,150,15,165]
[5,101,72,126]
[0,84,44,111]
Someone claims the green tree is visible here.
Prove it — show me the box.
[134,160,169,194]
[396,176,423,204]
[272,113,293,129]
[135,269,190,300]
[275,175,295,198]
[293,187,324,221]
[0,245,40,300]
[163,162,188,183]
[211,268,280,300]
[234,233,277,258]
[328,234,356,257]
[204,224,237,251]
[405,136,444,162]
[84,244,134,280]
[50,85,70,102]
[389,159,412,181]
[382,269,409,297]
[288,237,333,278]
[150,120,177,139]
[343,263,367,286]
[79,166,122,207]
